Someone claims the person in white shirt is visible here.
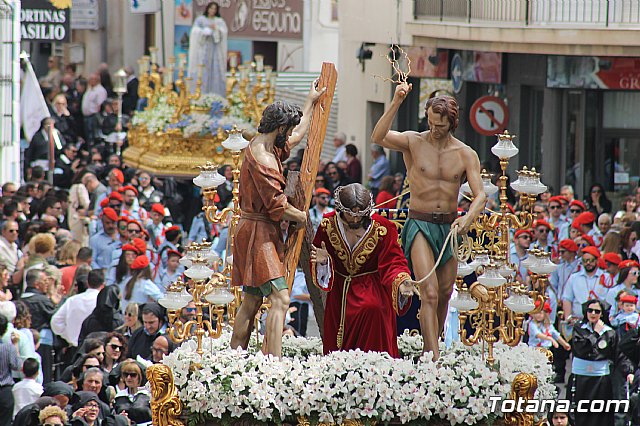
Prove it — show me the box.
[81,73,108,117]
[51,270,104,347]
[331,132,348,163]
[12,357,42,417]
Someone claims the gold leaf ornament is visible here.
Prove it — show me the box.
[49,0,72,9]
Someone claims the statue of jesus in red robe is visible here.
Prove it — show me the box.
[310,183,420,357]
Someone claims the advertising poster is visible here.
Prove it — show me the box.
[461,51,502,84]
[547,56,640,90]
[175,0,194,25]
[405,47,448,78]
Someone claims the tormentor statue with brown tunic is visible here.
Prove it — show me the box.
[230,81,325,357]
[371,82,487,360]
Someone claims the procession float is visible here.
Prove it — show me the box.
[123,49,557,426]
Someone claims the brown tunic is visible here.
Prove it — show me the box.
[231,144,290,288]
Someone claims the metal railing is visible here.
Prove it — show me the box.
[414,0,640,26]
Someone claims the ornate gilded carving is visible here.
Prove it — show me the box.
[504,372,538,426]
[148,364,185,426]
[535,347,554,364]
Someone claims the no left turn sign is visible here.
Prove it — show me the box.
[469,96,509,136]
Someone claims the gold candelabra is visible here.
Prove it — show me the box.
[452,130,556,366]
[159,246,230,355]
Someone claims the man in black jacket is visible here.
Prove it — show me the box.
[126,303,165,361]
[22,268,57,383]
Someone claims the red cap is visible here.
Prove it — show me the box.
[620,294,638,304]
[122,243,138,253]
[131,255,150,270]
[132,238,147,255]
[620,260,640,270]
[99,198,109,208]
[603,252,622,265]
[167,249,182,258]
[569,200,586,211]
[582,246,601,259]
[576,211,596,225]
[597,257,607,270]
[120,185,139,196]
[118,216,130,224]
[111,168,124,184]
[128,219,142,230]
[559,239,578,252]
[535,299,552,314]
[548,196,568,205]
[108,191,123,202]
[315,187,331,196]
[505,203,515,214]
[581,234,596,247]
[571,220,582,231]
[533,219,552,230]
[102,207,118,222]
[166,225,180,232]
[151,203,165,216]
[514,229,533,239]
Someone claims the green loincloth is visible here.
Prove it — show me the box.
[401,218,453,270]
[243,276,288,297]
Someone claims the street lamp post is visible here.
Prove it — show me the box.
[113,68,128,156]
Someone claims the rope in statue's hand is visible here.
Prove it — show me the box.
[413,224,465,286]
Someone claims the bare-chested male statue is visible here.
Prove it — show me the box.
[371,82,486,360]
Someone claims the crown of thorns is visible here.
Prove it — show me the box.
[333,186,374,217]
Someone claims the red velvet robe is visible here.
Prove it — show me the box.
[311,212,412,357]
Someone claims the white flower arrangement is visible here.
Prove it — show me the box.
[131,96,176,133]
[162,329,556,425]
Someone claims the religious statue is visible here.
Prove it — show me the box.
[310,183,419,357]
[371,83,487,360]
[188,1,228,96]
[230,81,326,358]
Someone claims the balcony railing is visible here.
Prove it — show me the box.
[414,0,640,26]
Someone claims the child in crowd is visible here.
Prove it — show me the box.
[528,301,571,351]
[611,293,639,328]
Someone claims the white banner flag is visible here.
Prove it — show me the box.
[20,60,51,142]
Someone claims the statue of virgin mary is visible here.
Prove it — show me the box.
[188,1,228,96]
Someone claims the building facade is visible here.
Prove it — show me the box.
[339,0,640,202]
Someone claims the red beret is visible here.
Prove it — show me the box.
[132,238,147,255]
[514,229,533,239]
[620,260,640,270]
[99,198,109,208]
[603,252,622,265]
[166,225,180,232]
[569,200,586,211]
[559,239,579,252]
[118,216,130,224]
[167,249,182,258]
[571,220,582,231]
[533,219,552,230]
[581,234,596,247]
[131,255,150,270]
[122,243,138,253]
[120,185,139,196]
[597,257,607,270]
[535,299,552,314]
[151,203,165,216]
[576,211,596,225]
[315,187,331,196]
[102,207,118,222]
[620,294,638,304]
[128,219,142,229]
[111,168,124,184]
[548,196,567,205]
[581,246,601,259]
[108,191,123,202]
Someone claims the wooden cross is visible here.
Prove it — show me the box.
[283,62,338,292]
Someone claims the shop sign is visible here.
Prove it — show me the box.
[193,0,303,40]
[21,0,71,42]
[548,56,640,90]
[469,95,509,136]
[71,0,98,30]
